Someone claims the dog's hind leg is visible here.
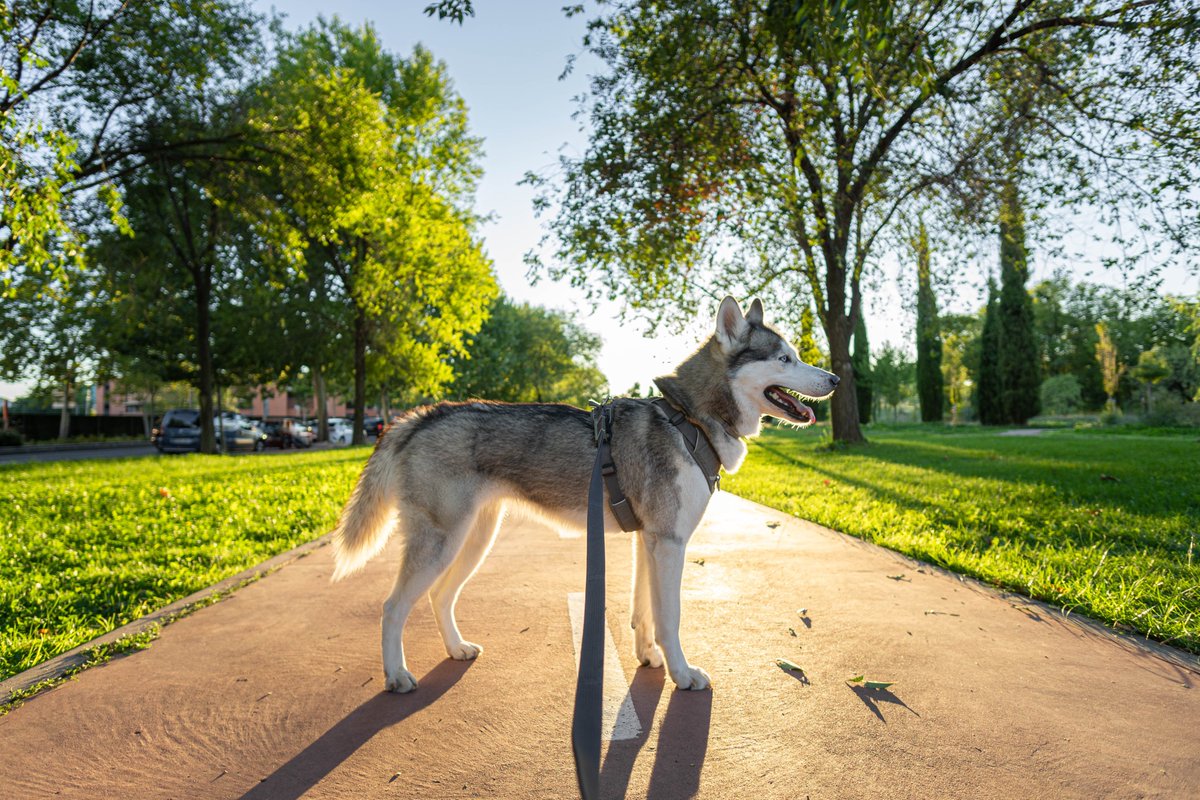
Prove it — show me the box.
[646,534,711,691]
[631,530,664,668]
[429,500,505,661]
[381,510,474,693]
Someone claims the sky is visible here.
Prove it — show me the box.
[3,1,1196,402]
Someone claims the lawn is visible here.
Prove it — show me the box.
[724,424,1200,654]
[3,425,1198,685]
[0,449,367,682]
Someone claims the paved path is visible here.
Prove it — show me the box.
[1,493,1197,799]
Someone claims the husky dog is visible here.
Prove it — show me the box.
[331,296,838,693]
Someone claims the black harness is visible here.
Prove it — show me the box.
[572,391,725,799]
[589,393,723,533]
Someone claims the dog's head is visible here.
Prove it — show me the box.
[715,296,839,427]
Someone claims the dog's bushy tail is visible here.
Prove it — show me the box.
[331,446,400,581]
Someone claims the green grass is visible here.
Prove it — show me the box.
[724,424,1200,653]
[0,449,366,682]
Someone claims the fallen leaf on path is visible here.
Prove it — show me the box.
[766,521,781,529]
[924,610,960,616]
[690,557,706,566]
[887,574,910,581]
[797,608,808,616]
[864,681,895,690]
[775,658,805,674]
[848,675,864,683]
[788,627,797,637]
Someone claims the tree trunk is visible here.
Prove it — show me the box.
[352,307,367,445]
[196,267,216,453]
[381,387,390,422]
[315,366,328,442]
[58,376,72,441]
[826,316,865,443]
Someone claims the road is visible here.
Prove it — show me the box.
[1,493,1197,799]
[0,439,370,465]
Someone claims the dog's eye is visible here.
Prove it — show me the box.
[779,354,791,363]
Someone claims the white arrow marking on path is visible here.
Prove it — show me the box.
[566,592,642,741]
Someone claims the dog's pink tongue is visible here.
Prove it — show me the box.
[800,404,815,424]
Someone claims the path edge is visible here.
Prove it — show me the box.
[731,493,1200,678]
[1,532,333,704]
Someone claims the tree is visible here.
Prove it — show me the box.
[977,279,1004,425]
[1,0,262,287]
[872,345,915,423]
[449,298,607,406]
[531,0,1200,444]
[997,181,1040,424]
[0,267,101,439]
[1131,348,1170,414]
[851,313,872,425]
[914,223,943,422]
[1094,322,1126,413]
[249,20,496,444]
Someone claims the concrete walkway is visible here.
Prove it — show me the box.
[1,493,1196,799]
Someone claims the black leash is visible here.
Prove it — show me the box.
[572,397,723,799]
[573,403,611,800]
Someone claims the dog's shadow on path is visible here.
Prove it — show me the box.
[600,668,713,800]
[239,660,472,800]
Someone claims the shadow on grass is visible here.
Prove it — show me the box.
[239,659,472,800]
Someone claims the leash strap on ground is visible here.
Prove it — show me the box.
[573,409,608,800]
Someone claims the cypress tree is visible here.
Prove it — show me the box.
[997,180,1041,424]
[852,312,873,424]
[977,278,1004,425]
[914,223,944,422]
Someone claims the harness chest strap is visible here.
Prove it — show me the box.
[590,397,723,535]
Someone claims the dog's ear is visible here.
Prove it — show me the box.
[715,295,748,350]
[746,298,764,325]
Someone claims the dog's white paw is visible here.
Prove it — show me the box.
[671,665,712,691]
[385,668,418,693]
[635,640,664,668]
[446,640,483,661]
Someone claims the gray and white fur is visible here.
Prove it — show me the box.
[331,296,838,693]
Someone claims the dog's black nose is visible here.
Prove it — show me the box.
[829,374,841,386]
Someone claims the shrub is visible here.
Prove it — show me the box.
[0,430,23,447]
[1140,398,1200,428]
[1039,374,1083,415]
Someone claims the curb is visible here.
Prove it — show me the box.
[0,440,150,455]
[780,507,1200,677]
[0,532,334,703]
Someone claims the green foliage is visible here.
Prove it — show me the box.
[1039,374,1084,415]
[997,183,1040,424]
[248,20,497,436]
[977,280,1004,425]
[0,0,263,287]
[726,426,1200,655]
[852,313,872,425]
[0,449,366,681]
[449,297,607,406]
[0,430,22,447]
[914,224,943,422]
[530,0,1200,444]
[871,345,914,422]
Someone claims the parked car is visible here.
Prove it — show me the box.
[262,419,314,448]
[327,418,355,444]
[363,416,385,438]
[156,409,265,454]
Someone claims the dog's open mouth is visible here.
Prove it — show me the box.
[764,386,816,424]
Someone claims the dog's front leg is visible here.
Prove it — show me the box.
[646,533,711,690]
